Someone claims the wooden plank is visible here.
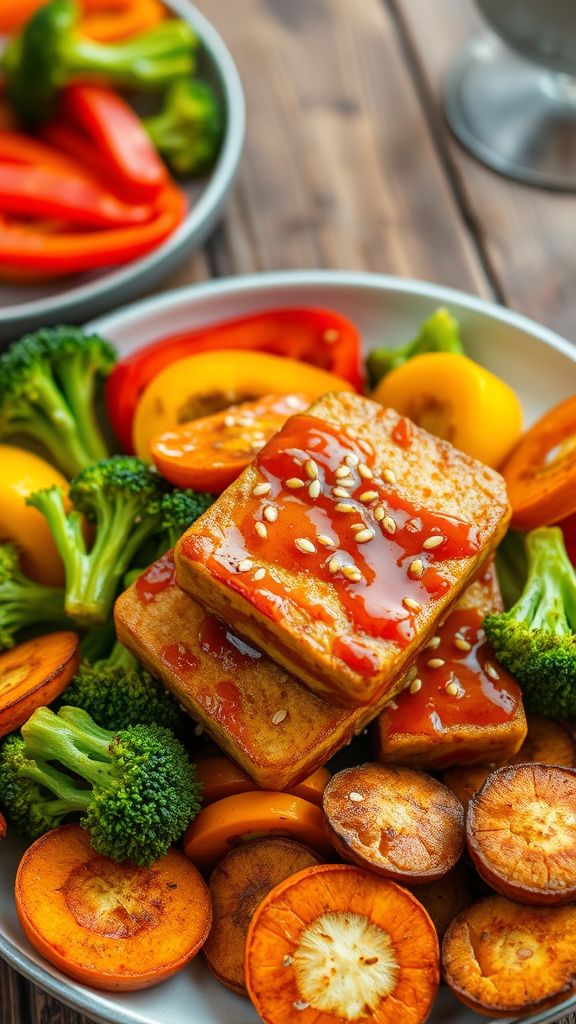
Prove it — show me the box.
[186,0,491,293]
[27,985,95,1024]
[392,0,576,339]
[0,960,28,1024]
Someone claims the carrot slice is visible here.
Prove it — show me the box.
[442,895,576,1018]
[182,792,333,873]
[245,862,440,1024]
[467,763,576,905]
[197,756,330,807]
[323,763,464,883]
[501,395,576,529]
[203,838,322,995]
[15,824,212,991]
[151,393,313,491]
[0,633,79,738]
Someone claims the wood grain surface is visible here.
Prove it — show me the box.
[1,1,575,1023]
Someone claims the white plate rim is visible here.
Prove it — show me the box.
[2,269,575,1024]
[0,0,246,331]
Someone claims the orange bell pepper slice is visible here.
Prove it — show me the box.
[196,756,330,808]
[81,0,165,41]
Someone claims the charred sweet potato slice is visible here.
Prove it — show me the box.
[245,863,440,1024]
[0,632,79,738]
[203,838,322,996]
[323,763,464,883]
[467,763,576,905]
[442,763,493,815]
[442,895,576,1018]
[407,864,475,941]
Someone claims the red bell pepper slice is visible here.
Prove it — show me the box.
[106,308,365,452]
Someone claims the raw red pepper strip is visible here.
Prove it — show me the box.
[40,121,141,202]
[62,84,167,202]
[106,308,365,452]
[0,130,86,175]
[0,162,154,228]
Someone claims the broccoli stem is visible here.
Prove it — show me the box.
[102,641,138,672]
[54,361,109,464]
[17,755,90,813]
[0,576,67,647]
[512,528,576,636]
[22,706,115,791]
[25,375,95,477]
[367,308,464,387]
[63,22,197,89]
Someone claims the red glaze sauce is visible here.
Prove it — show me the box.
[385,608,521,736]
[135,552,176,603]
[182,413,480,662]
[333,635,380,676]
[196,679,245,739]
[392,416,413,449]
[160,642,198,675]
[198,614,262,670]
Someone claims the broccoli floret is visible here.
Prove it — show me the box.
[367,308,464,387]
[0,543,69,650]
[485,527,576,717]
[144,79,224,177]
[0,326,115,478]
[60,644,183,734]
[3,0,199,127]
[0,705,201,864]
[160,488,214,549]
[27,456,170,626]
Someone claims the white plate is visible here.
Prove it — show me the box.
[1,271,575,1024]
[0,0,245,342]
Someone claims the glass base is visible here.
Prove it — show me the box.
[444,33,576,191]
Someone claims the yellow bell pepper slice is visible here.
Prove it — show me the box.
[0,446,68,585]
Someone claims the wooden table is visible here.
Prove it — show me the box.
[2,2,575,1023]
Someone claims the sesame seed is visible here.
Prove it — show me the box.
[238,559,253,572]
[345,454,359,467]
[358,463,373,480]
[323,328,339,344]
[359,490,378,503]
[346,427,359,439]
[286,477,304,489]
[403,597,421,612]
[333,486,351,498]
[293,1002,310,1012]
[224,414,236,427]
[517,948,534,961]
[454,636,471,652]
[335,465,352,479]
[351,523,365,532]
[374,505,385,522]
[355,529,374,543]
[282,955,293,967]
[446,681,460,697]
[253,567,266,581]
[305,459,318,480]
[328,556,342,574]
[409,558,424,578]
[295,537,316,554]
[194,723,204,736]
[359,439,374,456]
[272,709,288,725]
[349,791,364,802]
[255,522,267,539]
[285,395,301,409]
[264,505,278,522]
[423,535,444,550]
[382,515,396,535]
[382,468,397,485]
[253,482,271,496]
[427,636,441,649]
[427,658,445,669]
[342,564,362,582]
[485,661,500,680]
[318,534,335,548]
[410,677,422,694]
[308,479,321,499]
[335,502,355,513]
[388,700,398,710]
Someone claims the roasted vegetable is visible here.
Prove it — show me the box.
[0,543,68,651]
[0,327,115,478]
[0,632,79,739]
[144,79,224,177]
[367,307,463,387]
[27,456,169,625]
[3,0,198,127]
[484,526,576,718]
[0,704,201,865]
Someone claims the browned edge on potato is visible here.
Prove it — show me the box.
[407,863,476,941]
[322,763,464,883]
[442,895,576,1018]
[0,632,80,738]
[467,762,576,905]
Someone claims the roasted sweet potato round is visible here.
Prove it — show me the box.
[246,863,440,1024]
[203,838,322,996]
[407,863,475,941]
[442,895,576,1018]
[442,763,492,814]
[467,763,576,905]
[0,632,79,738]
[323,763,464,883]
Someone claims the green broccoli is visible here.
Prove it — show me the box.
[160,488,214,549]
[367,308,464,388]
[27,456,170,626]
[144,79,224,177]
[0,705,201,865]
[3,0,199,126]
[60,642,184,734]
[485,527,576,718]
[0,542,69,650]
[0,326,115,478]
